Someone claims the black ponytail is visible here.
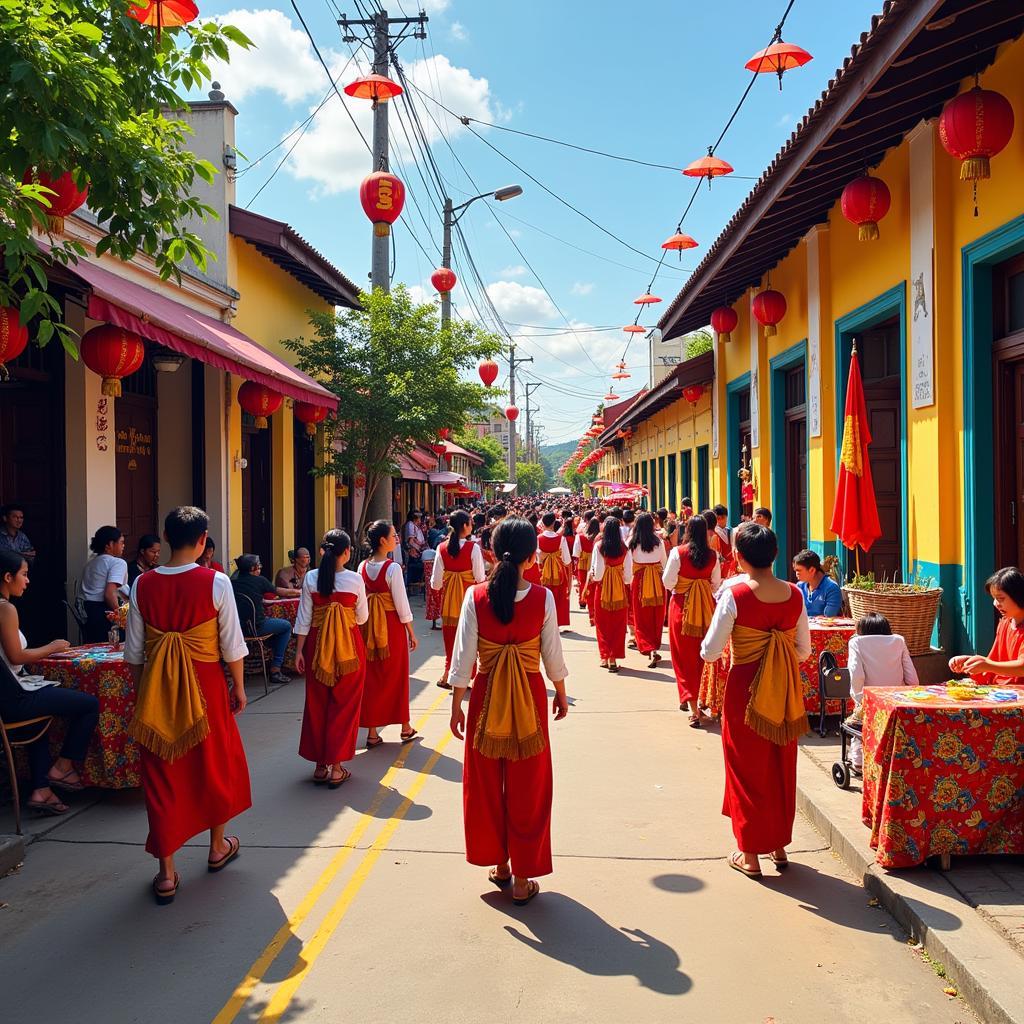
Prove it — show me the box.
[447,510,470,559]
[629,512,659,553]
[317,529,351,596]
[487,517,537,624]
[683,515,713,569]
[366,519,392,553]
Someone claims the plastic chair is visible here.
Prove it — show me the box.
[817,650,860,789]
[1,710,54,835]
[238,593,271,697]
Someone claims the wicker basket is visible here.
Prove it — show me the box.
[843,586,942,656]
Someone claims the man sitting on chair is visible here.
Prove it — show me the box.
[231,554,292,684]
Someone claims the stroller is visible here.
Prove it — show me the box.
[817,650,861,789]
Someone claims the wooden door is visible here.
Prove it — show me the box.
[242,422,273,566]
[293,426,316,551]
[784,364,808,564]
[115,395,157,557]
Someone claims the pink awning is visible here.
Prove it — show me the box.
[428,471,464,485]
[397,454,430,481]
[68,257,337,410]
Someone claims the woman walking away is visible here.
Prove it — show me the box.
[572,517,597,614]
[701,523,810,878]
[663,516,721,725]
[431,511,485,689]
[359,520,419,748]
[629,512,668,668]
[295,530,368,789]
[537,512,572,629]
[580,517,601,625]
[449,517,569,906]
[589,517,632,672]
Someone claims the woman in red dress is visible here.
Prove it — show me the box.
[629,512,668,668]
[573,516,597,614]
[701,523,810,878]
[589,517,633,673]
[295,529,369,789]
[430,510,486,688]
[537,512,572,628]
[950,567,1024,683]
[663,516,721,725]
[359,520,419,748]
[449,516,569,906]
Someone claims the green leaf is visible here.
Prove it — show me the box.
[69,21,102,42]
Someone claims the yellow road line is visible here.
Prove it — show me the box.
[211,691,451,1024]
[259,730,456,1023]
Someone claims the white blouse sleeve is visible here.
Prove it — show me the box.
[590,544,605,582]
[572,534,582,558]
[448,587,479,688]
[214,572,250,662]
[711,558,722,590]
[471,542,486,582]
[124,577,145,665]
[662,547,680,591]
[430,549,445,590]
[540,589,569,681]
[794,602,811,662]
[352,573,369,626]
[622,550,634,586]
[295,571,316,636]
[559,537,571,565]
[701,588,737,662]
[387,562,413,623]
[658,543,668,568]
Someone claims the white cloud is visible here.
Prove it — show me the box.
[406,284,430,306]
[486,281,556,323]
[450,20,468,41]
[775,112,793,128]
[498,264,528,278]
[421,0,450,11]
[570,281,594,296]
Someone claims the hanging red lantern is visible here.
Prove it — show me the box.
[682,384,705,405]
[343,74,403,104]
[437,427,451,440]
[683,153,733,188]
[710,306,738,343]
[127,0,199,41]
[745,40,813,89]
[294,401,328,437]
[662,232,699,259]
[359,171,406,237]
[430,267,457,296]
[430,442,447,456]
[0,306,29,376]
[634,293,662,305]
[80,324,145,397]
[237,380,283,429]
[478,359,499,387]
[752,289,787,337]
[840,175,891,242]
[22,168,89,233]
[623,324,646,334]
[444,452,453,465]
[505,405,519,421]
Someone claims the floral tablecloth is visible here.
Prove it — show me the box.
[39,644,140,789]
[862,686,1024,868]
[262,597,299,672]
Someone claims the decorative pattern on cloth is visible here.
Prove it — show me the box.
[730,623,807,744]
[262,597,298,671]
[363,590,396,661]
[441,569,477,627]
[600,563,628,611]
[672,575,715,636]
[129,618,220,762]
[862,686,1024,868]
[472,635,546,761]
[311,602,359,685]
[539,550,564,587]
[634,562,665,608]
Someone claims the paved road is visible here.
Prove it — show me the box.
[0,601,974,1024]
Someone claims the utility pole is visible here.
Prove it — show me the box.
[523,381,541,462]
[507,345,532,485]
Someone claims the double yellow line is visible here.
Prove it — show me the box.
[212,692,454,1024]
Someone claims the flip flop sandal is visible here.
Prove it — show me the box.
[770,853,790,870]
[366,736,385,749]
[436,679,453,690]
[153,872,180,905]
[328,768,351,790]
[488,869,512,889]
[608,664,619,673]
[312,767,330,784]
[688,716,702,729]
[27,796,69,816]
[208,836,241,873]
[728,852,762,879]
[48,769,85,792]
[512,880,540,906]
[400,730,418,743]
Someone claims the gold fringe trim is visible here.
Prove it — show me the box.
[682,622,707,638]
[315,658,359,687]
[600,597,628,611]
[374,223,391,237]
[441,614,461,628]
[764,324,777,337]
[719,330,731,343]
[858,221,880,241]
[102,376,122,398]
[474,729,547,762]
[366,643,390,662]
[960,155,990,182]
[128,715,210,764]
[743,706,808,746]
[255,415,268,429]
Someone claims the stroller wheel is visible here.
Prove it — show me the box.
[832,761,851,790]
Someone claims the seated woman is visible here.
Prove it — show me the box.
[127,534,162,587]
[792,549,843,617]
[949,567,1024,685]
[197,537,224,574]
[81,526,128,643]
[274,548,311,597]
[0,551,99,815]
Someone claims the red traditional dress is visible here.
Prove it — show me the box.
[715,524,735,579]
[451,582,568,877]
[572,533,595,610]
[702,581,809,853]
[630,543,668,657]
[424,556,442,623]
[664,544,721,706]
[430,538,486,675]
[537,531,571,627]
[591,544,632,661]
[358,559,412,728]
[126,564,251,858]
[970,614,1024,685]
[296,569,368,765]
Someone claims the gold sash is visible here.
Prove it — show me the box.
[441,568,476,627]
[635,561,665,607]
[577,549,591,575]
[731,623,807,745]
[673,575,716,637]
[600,563,628,611]
[472,635,546,761]
[364,589,397,661]
[129,617,220,762]
[311,602,359,685]
[539,549,564,587]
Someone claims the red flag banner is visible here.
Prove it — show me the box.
[829,348,882,552]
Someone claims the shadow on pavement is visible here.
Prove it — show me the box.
[651,872,705,894]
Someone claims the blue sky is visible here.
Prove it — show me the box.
[197,0,884,445]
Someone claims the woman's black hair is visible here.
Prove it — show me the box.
[701,509,717,533]
[367,519,392,552]
[204,537,216,553]
[447,510,471,559]
[629,512,659,553]
[622,508,635,524]
[586,516,601,539]
[792,548,822,572]
[733,522,778,569]
[986,566,1024,608]
[137,533,161,553]
[541,511,556,529]
[664,520,678,541]
[472,512,485,532]
[600,517,625,559]
[527,512,538,528]
[857,612,892,636]
[0,549,26,581]
[488,517,537,624]
[682,515,713,569]
[561,517,575,539]
[480,525,493,552]
[656,507,669,527]
[318,529,351,596]
[89,525,123,555]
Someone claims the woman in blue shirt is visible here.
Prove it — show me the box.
[792,549,843,617]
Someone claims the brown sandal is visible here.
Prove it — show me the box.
[153,872,180,905]
[512,879,540,906]
[728,852,762,879]
[328,766,351,790]
[208,836,241,872]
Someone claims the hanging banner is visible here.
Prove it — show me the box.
[749,300,760,448]
[711,340,720,458]
[909,122,935,409]
[805,226,825,437]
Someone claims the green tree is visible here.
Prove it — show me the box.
[283,286,502,538]
[454,428,505,482]
[684,328,714,359]
[0,0,252,352]
[515,461,546,495]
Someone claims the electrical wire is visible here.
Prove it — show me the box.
[234,86,335,179]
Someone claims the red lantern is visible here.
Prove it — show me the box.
[430,442,447,456]
[430,267,457,296]
[710,306,738,343]
[0,306,29,374]
[745,41,813,89]
[359,171,406,237]
[80,324,145,397]
[683,153,733,188]
[840,175,891,242]
[662,232,699,258]
[478,359,499,387]
[438,427,451,440]
[505,405,519,421]
[682,384,705,405]
[444,452,453,465]
[939,86,1014,182]
[752,289,787,337]
[294,401,328,437]
[237,380,283,429]
[22,168,89,233]
[344,74,403,103]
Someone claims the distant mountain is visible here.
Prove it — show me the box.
[539,440,577,466]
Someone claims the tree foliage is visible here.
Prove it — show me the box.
[684,328,714,359]
[454,427,505,481]
[283,287,502,537]
[0,0,252,352]
[515,461,546,495]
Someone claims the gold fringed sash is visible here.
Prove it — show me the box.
[311,602,359,685]
[673,575,716,637]
[600,563,628,611]
[441,568,476,627]
[472,635,546,761]
[730,623,807,745]
[635,561,665,607]
[539,549,564,587]
[577,549,591,576]
[129,617,220,762]
[364,589,396,661]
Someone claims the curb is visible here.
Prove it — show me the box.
[0,834,25,878]
[797,746,1024,1024]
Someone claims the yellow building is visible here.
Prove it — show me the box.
[599,1,1024,654]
